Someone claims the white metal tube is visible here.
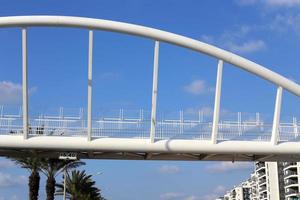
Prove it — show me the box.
[87,30,93,141]
[150,41,160,143]
[211,60,223,144]
[22,28,28,139]
[271,87,283,145]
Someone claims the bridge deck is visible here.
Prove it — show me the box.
[1,108,300,161]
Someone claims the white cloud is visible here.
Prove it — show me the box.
[10,195,19,200]
[266,0,300,6]
[201,26,266,54]
[225,40,266,54]
[201,194,222,200]
[158,165,180,174]
[183,196,200,200]
[0,160,15,168]
[205,162,252,173]
[0,172,26,187]
[270,13,300,36]
[159,192,202,200]
[160,192,184,200]
[183,80,213,95]
[200,185,227,200]
[236,0,300,6]
[0,81,37,105]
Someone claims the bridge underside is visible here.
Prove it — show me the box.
[1,135,300,161]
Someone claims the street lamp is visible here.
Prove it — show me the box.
[63,162,72,200]
[59,152,77,200]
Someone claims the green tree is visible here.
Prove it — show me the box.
[11,157,41,200]
[41,159,85,200]
[56,170,106,200]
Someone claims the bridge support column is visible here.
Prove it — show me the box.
[211,60,223,144]
[22,28,28,139]
[150,41,160,143]
[271,86,283,145]
[87,30,93,141]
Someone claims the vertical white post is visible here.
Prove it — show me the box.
[22,28,28,139]
[256,112,260,126]
[139,109,144,121]
[211,60,223,144]
[271,86,283,145]
[180,110,183,134]
[0,106,3,130]
[0,105,3,118]
[87,30,93,141]
[293,117,298,137]
[238,112,242,136]
[63,167,67,200]
[150,41,160,143]
[199,110,203,123]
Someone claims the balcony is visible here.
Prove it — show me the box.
[257,172,266,178]
[284,162,298,169]
[259,178,266,185]
[285,179,298,186]
[285,170,298,178]
[259,186,267,192]
[260,193,267,199]
[256,162,265,171]
[285,189,299,196]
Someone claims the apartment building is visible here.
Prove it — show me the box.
[283,162,300,200]
[255,161,284,200]
[221,162,285,200]
[249,173,259,200]
[222,181,251,200]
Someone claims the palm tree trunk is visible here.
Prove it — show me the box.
[29,170,40,200]
[46,175,56,200]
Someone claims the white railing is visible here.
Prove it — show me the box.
[0,107,299,142]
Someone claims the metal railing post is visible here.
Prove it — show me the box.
[150,41,160,143]
[22,28,28,139]
[211,60,223,144]
[238,112,242,136]
[293,117,298,137]
[87,30,93,141]
[271,86,283,145]
[256,112,260,126]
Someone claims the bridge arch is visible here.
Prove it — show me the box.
[0,16,298,95]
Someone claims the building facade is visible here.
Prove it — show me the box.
[283,162,300,200]
[255,161,284,200]
[220,162,287,200]
[222,181,251,200]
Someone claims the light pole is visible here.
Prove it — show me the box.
[59,152,77,200]
[63,164,68,200]
[64,164,69,200]
[62,161,76,200]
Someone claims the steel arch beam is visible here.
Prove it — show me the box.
[0,15,299,96]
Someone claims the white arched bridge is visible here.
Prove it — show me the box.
[0,16,300,161]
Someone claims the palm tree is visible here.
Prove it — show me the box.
[10,156,42,200]
[40,159,85,200]
[56,170,106,200]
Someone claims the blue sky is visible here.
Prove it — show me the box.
[0,0,300,199]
